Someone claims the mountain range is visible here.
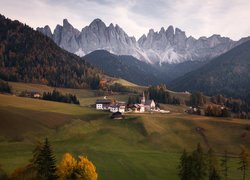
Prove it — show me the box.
[170,40,250,101]
[37,18,250,65]
[84,50,165,85]
[2,14,250,102]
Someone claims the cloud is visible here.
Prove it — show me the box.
[0,0,250,40]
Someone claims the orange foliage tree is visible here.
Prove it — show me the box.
[57,153,98,180]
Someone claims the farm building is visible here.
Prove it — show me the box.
[96,99,112,110]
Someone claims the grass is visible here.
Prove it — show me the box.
[9,81,96,98]
[1,82,250,179]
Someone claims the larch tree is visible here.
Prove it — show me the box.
[75,156,98,180]
[57,153,98,180]
[57,153,77,179]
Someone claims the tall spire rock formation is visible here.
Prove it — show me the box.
[37,19,250,64]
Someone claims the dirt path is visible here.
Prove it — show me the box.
[195,127,210,148]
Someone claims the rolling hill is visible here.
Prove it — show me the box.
[0,14,102,89]
[170,40,250,101]
[0,91,250,179]
[84,50,166,85]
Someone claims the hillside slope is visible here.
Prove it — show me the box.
[170,40,250,101]
[84,50,166,85]
[0,14,102,89]
[1,93,250,179]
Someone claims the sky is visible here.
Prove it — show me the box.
[1,0,250,40]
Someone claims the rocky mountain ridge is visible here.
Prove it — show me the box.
[37,18,250,64]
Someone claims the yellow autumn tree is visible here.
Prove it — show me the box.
[57,153,98,180]
[57,153,77,179]
[75,156,98,180]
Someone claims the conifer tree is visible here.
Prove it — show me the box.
[221,150,229,180]
[33,138,58,180]
[191,143,207,180]
[178,149,192,180]
[207,148,221,180]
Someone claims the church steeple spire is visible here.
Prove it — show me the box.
[141,91,145,104]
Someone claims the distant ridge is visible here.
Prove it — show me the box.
[170,40,250,102]
[84,50,165,86]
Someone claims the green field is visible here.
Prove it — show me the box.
[0,83,250,179]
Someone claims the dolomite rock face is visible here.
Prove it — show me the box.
[37,18,249,64]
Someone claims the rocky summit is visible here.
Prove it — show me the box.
[37,18,250,65]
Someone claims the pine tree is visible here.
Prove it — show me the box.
[178,149,192,180]
[191,143,207,180]
[207,148,221,180]
[238,145,250,180]
[221,150,229,180]
[33,138,58,180]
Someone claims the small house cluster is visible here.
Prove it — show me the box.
[127,92,156,112]
[95,92,156,114]
[19,90,41,98]
[96,97,126,113]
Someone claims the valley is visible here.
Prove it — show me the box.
[0,4,250,179]
[0,82,250,179]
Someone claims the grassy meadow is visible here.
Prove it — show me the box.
[0,82,250,179]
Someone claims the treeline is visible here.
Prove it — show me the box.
[100,82,131,93]
[0,80,11,93]
[0,14,102,89]
[178,143,250,180]
[1,138,98,179]
[189,92,206,107]
[188,92,250,118]
[211,94,250,119]
[148,85,180,105]
[204,105,230,117]
[109,83,130,93]
[127,95,140,104]
[43,90,80,105]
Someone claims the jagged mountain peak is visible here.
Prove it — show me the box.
[37,18,249,64]
[36,25,53,39]
[159,27,165,33]
[89,18,106,29]
[109,23,114,28]
[148,29,155,34]
[175,27,184,34]
[63,18,70,26]
[166,25,174,31]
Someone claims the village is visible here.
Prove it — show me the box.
[95,92,170,118]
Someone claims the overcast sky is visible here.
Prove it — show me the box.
[1,0,250,40]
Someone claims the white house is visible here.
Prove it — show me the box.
[96,99,112,110]
[131,104,145,113]
[138,104,145,112]
[145,100,156,110]
[33,93,41,98]
[119,105,126,113]
[110,105,119,113]
[110,105,126,113]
